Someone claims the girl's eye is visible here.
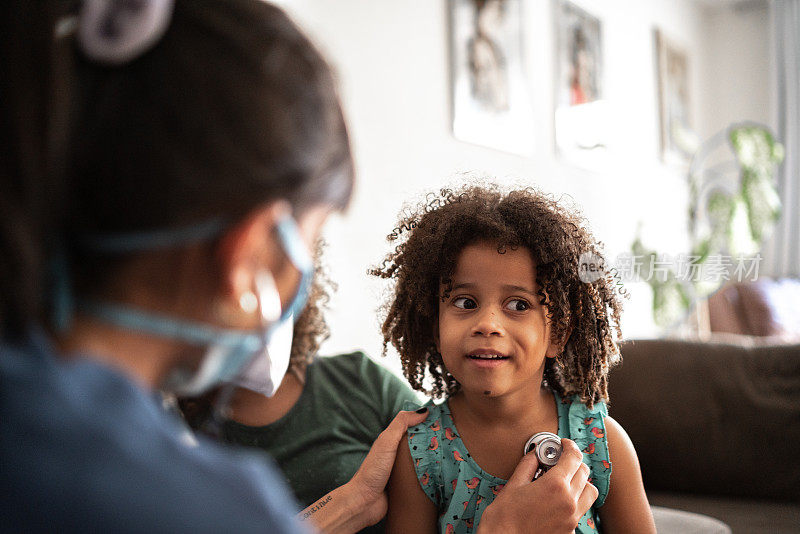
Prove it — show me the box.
[453,297,477,310]
[505,299,530,312]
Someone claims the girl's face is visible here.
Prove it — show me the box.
[436,241,558,398]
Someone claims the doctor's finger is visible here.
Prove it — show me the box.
[577,481,600,515]
[504,448,541,489]
[570,461,590,494]
[366,409,429,464]
[549,439,584,478]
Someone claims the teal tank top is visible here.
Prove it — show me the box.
[405,391,611,534]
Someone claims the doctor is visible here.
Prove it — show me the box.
[0,1,595,532]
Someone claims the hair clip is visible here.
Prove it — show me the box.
[77,0,175,65]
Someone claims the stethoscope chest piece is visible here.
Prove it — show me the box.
[523,431,562,480]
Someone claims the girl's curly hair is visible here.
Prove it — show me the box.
[286,240,334,377]
[369,184,623,408]
[178,240,333,429]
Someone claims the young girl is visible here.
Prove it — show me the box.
[373,185,656,533]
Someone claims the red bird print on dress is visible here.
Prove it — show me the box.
[420,472,430,486]
[465,477,480,489]
[445,524,454,534]
[453,450,465,462]
[428,436,439,451]
[584,443,595,454]
[430,420,441,431]
[591,427,605,439]
[491,484,505,495]
[445,427,458,441]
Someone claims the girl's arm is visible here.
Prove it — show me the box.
[385,436,438,533]
[597,416,657,533]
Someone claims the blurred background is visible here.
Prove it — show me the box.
[269,0,796,374]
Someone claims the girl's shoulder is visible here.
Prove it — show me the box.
[401,398,446,431]
[402,399,452,458]
[402,399,448,505]
[557,393,612,507]
[402,399,458,445]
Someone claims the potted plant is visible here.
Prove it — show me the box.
[632,123,784,328]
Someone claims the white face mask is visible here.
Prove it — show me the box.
[229,311,294,397]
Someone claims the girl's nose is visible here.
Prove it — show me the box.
[471,306,504,337]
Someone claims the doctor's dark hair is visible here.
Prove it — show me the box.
[369,185,623,408]
[0,1,354,340]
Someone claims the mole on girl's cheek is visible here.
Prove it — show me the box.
[483,390,491,395]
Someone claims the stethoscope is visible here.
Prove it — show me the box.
[523,431,563,480]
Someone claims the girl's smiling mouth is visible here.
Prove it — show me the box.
[466,349,511,366]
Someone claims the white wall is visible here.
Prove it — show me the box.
[699,1,773,134]
[274,0,772,366]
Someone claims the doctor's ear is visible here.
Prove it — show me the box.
[215,201,292,308]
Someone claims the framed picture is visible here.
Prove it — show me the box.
[553,0,608,170]
[655,29,693,165]
[449,0,534,156]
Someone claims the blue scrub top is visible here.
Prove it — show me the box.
[0,329,310,533]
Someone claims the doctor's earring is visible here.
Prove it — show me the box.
[238,291,259,314]
[213,290,260,325]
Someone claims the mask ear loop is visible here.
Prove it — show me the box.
[274,216,314,322]
[46,7,81,335]
[49,240,75,333]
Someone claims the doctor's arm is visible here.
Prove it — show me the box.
[297,409,429,534]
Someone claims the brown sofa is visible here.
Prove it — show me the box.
[609,338,800,534]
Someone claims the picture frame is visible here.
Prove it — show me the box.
[655,28,693,165]
[449,0,534,156]
[553,0,609,170]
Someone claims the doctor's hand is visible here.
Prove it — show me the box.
[297,408,428,534]
[477,438,598,534]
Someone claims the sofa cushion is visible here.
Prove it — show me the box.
[609,339,800,503]
[649,492,800,534]
[650,505,731,534]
